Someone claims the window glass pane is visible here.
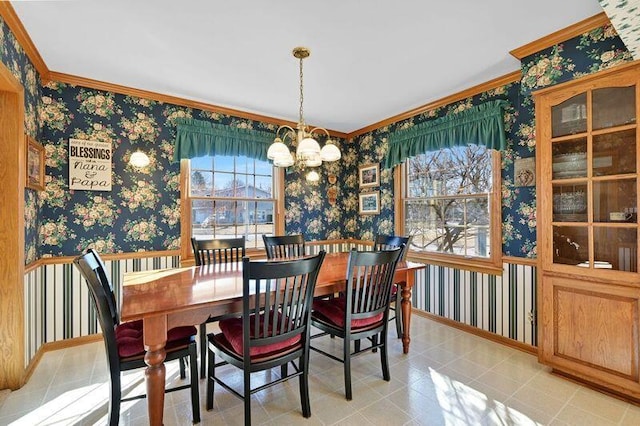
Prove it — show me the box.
[466,197,489,226]
[551,93,587,137]
[235,156,251,174]
[213,172,234,196]
[593,227,637,272]
[189,155,275,245]
[553,226,588,265]
[190,156,212,170]
[254,176,272,197]
[213,155,234,173]
[405,145,492,258]
[190,170,212,196]
[593,86,636,130]
[255,160,272,176]
[593,129,636,176]
[593,179,637,223]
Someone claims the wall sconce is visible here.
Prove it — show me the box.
[129,150,150,168]
[306,170,320,182]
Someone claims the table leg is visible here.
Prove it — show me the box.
[144,345,166,425]
[400,284,412,354]
[143,316,168,426]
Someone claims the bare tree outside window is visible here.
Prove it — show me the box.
[405,145,492,257]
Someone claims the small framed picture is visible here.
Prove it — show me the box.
[359,191,380,215]
[25,135,45,191]
[359,164,379,188]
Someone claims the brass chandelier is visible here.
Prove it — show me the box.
[267,47,341,182]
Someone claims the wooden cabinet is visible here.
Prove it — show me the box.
[535,61,640,401]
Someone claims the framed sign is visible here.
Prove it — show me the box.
[69,138,112,191]
[359,164,379,188]
[359,191,380,215]
[26,136,45,191]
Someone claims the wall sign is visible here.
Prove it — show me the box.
[69,138,112,191]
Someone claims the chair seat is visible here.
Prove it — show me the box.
[115,321,197,358]
[217,314,301,358]
[312,297,383,329]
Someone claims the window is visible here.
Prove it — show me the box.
[401,145,501,272]
[187,155,279,250]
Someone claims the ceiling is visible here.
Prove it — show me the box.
[11,0,606,134]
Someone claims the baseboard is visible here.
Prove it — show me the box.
[414,310,538,356]
[23,334,103,384]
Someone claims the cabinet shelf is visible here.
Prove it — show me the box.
[536,62,640,403]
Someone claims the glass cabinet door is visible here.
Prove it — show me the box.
[549,83,638,273]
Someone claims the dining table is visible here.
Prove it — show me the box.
[120,251,425,425]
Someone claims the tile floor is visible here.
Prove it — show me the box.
[1,315,640,425]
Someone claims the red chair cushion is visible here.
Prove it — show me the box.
[218,314,301,358]
[115,320,196,358]
[312,297,383,329]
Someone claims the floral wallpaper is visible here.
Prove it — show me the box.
[0,15,42,264]
[351,22,631,258]
[0,12,635,261]
[38,82,351,256]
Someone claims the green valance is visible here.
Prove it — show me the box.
[384,100,509,169]
[173,118,275,163]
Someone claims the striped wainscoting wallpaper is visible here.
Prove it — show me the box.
[23,255,180,367]
[412,262,537,346]
[22,246,537,367]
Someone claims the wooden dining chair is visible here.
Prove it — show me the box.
[310,247,402,400]
[191,236,246,378]
[206,251,326,426]
[262,233,306,259]
[74,250,200,425]
[374,234,411,338]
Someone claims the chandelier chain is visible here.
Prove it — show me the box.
[299,56,304,126]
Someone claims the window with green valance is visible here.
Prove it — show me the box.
[173,118,275,163]
[384,100,509,169]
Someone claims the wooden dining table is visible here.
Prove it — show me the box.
[120,251,424,425]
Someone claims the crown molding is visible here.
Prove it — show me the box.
[0,2,49,80]
[50,71,349,139]
[509,12,610,60]
[347,70,521,139]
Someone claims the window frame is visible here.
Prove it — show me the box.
[180,158,285,263]
[395,149,503,275]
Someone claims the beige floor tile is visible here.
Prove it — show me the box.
[552,403,619,426]
[5,315,640,426]
[567,386,629,423]
[620,403,640,425]
[359,397,414,425]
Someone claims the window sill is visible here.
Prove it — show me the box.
[407,251,503,276]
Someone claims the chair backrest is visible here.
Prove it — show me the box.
[374,234,411,261]
[262,234,306,259]
[86,248,119,324]
[344,247,403,326]
[73,251,121,372]
[241,251,326,360]
[191,236,246,266]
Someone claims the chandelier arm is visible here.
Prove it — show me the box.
[308,127,331,139]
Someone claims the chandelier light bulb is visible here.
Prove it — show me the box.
[266,46,341,170]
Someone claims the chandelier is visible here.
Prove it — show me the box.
[267,47,341,182]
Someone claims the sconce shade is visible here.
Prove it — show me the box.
[130,150,150,168]
[306,170,320,182]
